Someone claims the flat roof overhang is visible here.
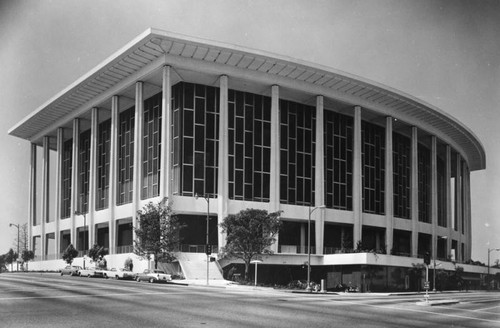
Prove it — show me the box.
[9,28,486,171]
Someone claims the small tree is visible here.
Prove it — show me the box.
[88,244,108,268]
[134,200,183,269]
[220,208,282,281]
[62,244,79,265]
[21,250,35,271]
[5,248,17,272]
[0,254,7,273]
[124,257,134,271]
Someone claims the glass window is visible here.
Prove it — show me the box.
[96,119,111,210]
[117,106,135,205]
[141,92,162,200]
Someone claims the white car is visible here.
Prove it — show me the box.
[135,269,172,283]
[104,268,135,280]
[79,267,105,278]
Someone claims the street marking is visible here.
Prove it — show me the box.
[0,290,169,301]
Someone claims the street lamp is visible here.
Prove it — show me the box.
[433,236,447,292]
[306,205,326,292]
[9,223,20,271]
[251,259,263,286]
[74,209,87,270]
[195,193,211,286]
[487,248,500,288]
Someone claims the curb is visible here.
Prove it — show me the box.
[416,299,460,306]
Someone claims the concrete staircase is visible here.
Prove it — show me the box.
[176,253,224,281]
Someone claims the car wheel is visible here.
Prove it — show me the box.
[149,277,155,283]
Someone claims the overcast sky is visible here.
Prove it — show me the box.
[1,0,499,263]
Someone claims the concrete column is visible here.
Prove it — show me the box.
[269,85,280,212]
[314,96,325,255]
[445,145,452,255]
[410,126,418,257]
[109,96,119,253]
[160,65,172,200]
[217,75,229,251]
[71,119,80,247]
[352,106,363,246]
[456,154,462,262]
[41,136,50,260]
[29,143,37,250]
[384,117,394,254]
[300,223,306,253]
[133,82,144,241]
[88,107,98,247]
[431,136,438,261]
[55,128,63,257]
[465,165,472,260]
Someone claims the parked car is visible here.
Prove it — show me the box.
[60,265,82,276]
[79,267,105,278]
[104,268,135,280]
[135,269,172,283]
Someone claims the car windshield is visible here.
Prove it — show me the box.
[153,270,165,273]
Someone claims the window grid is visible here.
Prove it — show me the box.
[172,82,219,197]
[393,133,411,219]
[78,130,91,213]
[279,100,316,206]
[361,121,385,215]
[418,144,431,223]
[96,119,110,211]
[228,89,271,202]
[61,139,72,218]
[141,93,162,200]
[324,110,353,210]
[437,156,447,227]
[117,107,135,205]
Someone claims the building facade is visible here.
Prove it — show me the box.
[9,29,489,289]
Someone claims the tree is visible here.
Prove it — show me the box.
[62,244,79,265]
[134,200,183,269]
[220,208,282,281]
[0,254,7,273]
[88,244,108,268]
[5,248,17,272]
[21,250,35,271]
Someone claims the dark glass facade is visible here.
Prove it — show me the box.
[418,144,431,223]
[117,107,135,205]
[228,89,271,201]
[142,92,162,200]
[61,139,72,218]
[362,122,385,215]
[96,119,111,210]
[78,130,91,213]
[392,133,411,219]
[172,82,219,197]
[437,156,446,227]
[324,110,353,210]
[280,100,316,206]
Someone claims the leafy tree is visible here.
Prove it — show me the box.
[5,248,17,271]
[220,208,282,281]
[134,200,183,269]
[62,244,79,265]
[21,250,35,271]
[0,254,6,273]
[124,257,134,271]
[88,244,108,268]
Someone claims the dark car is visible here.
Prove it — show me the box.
[60,265,82,276]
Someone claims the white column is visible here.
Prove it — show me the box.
[133,82,144,241]
[217,75,229,250]
[411,126,418,257]
[29,143,37,251]
[352,106,362,245]
[465,165,472,260]
[71,119,80,247]
[88,107,98,247]
[445,145,452,255]
[160,66,172,200]
[41,136,50,260]
[456,154,462,262]
[109,96,119,253]
[55,128,63,257]
[431,136,438,260]
[385,117,394,254]
[314,96,325,255]
[269,85,280,212]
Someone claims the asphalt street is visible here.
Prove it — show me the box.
[0,273,499,327]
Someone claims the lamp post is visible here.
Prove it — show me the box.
[9,223,20,271]
[306,205,326,292]
[487,248,500,288]
[195,193,210,286]
[74,209,87,270]
[433,236,447,292]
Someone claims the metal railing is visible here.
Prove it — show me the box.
[178,244,218,254]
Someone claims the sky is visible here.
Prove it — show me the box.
[0,0,499,264]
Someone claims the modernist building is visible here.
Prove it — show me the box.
[9,28,489,289]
